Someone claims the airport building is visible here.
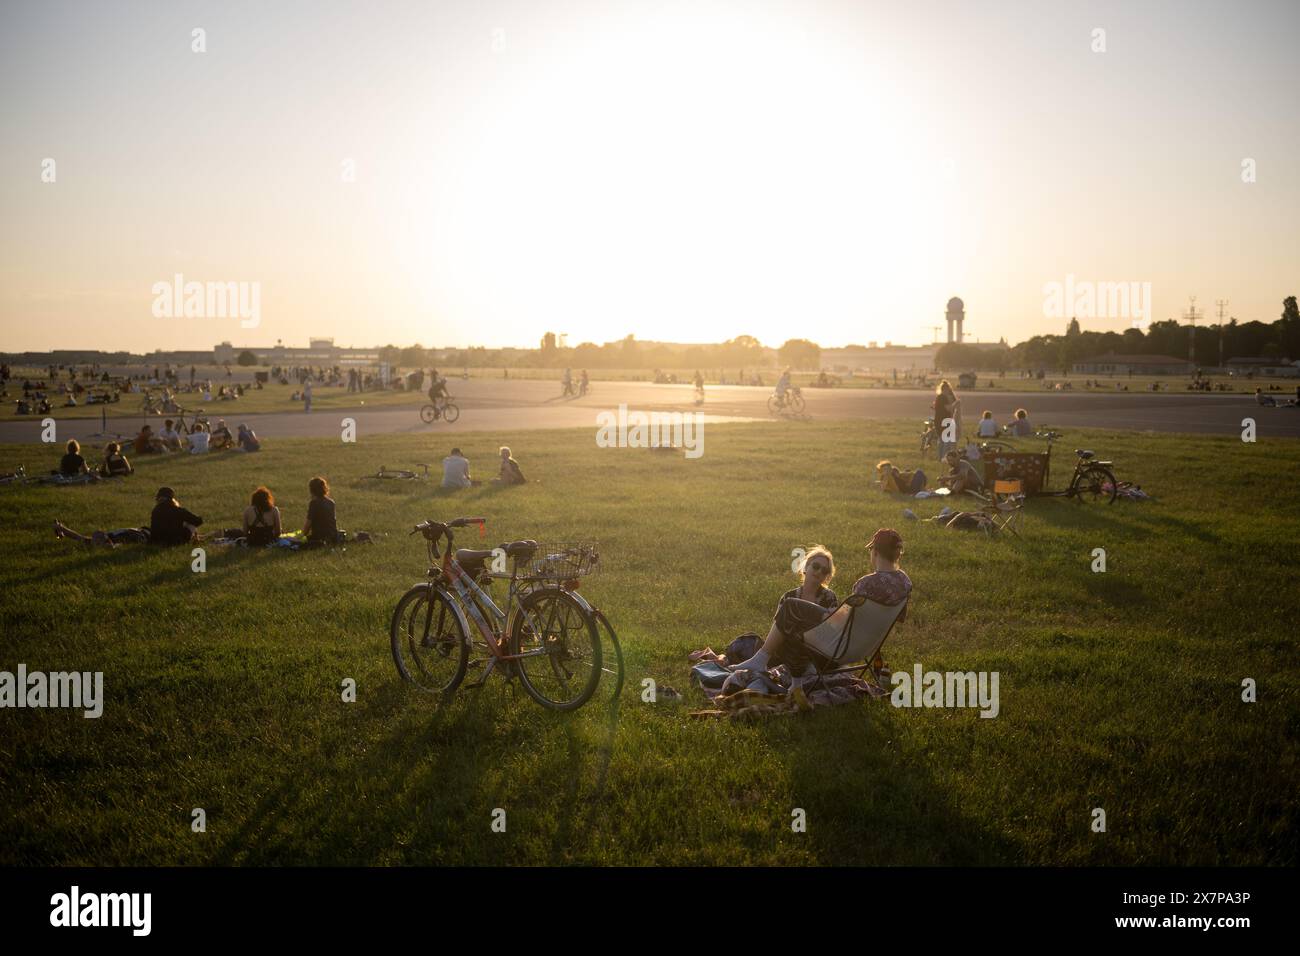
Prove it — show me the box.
[213,338,381,366]
[1072,353,1195,375]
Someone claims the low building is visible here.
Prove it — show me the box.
[1225,357,1299,378]
[213,339,381,366]
[1072,353,1194,375]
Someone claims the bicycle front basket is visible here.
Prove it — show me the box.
[521,542,600,581]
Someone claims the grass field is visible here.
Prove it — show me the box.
[1,420,1297,865]
[0,378,424,421]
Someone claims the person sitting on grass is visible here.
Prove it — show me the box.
[303,476,338,545]
[977,409,999,438]
[210,419,235,450]
[99,441,133,477]
[1255,388,1276,407]
[58,439,88,477]
[441,447,474,489]
[237,423,261,452]
[187,422,210,454]
[243,486,282,546]
[940,450,985,496]
[1006,407,1033,436]
[150,486,204,545]
[158,419,183,451]
[733,531,911,693]
[492,446,526,485]
[133,425,163,455]
[876,459,927,494]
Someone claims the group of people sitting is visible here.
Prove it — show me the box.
[728,529,911,698]
[53,477,341,549]
[54,439,134,479]
[132,419,260,454]
[440,446,527,489]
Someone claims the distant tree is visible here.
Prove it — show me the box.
[778,338,821,369]
[1066,317,1081,336]
[399,345,427,366]
[236,350,257,366]
[540,332,557,353]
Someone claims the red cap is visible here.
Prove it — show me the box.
[867,528,903,553]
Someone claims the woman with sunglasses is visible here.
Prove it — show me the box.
[732,546,839,681]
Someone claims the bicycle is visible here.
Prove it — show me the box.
[390,516,606,710]
[1036,430,1118,504]
[767,386,805,414]
[693,384,705,406]
[419,395,460,424]
[363,463,430,480]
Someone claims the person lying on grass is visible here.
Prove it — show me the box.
[939,451,985,496]
[877,459,926,494]
[54,485,202,548]
[733,531,911,692]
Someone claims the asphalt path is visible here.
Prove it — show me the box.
[3,379,1297,444]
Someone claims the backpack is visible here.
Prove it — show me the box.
[247,508,277,546]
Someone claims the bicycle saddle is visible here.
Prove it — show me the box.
[455,548,495,562]
[499,539,538,557]
[1076,449,1094,459]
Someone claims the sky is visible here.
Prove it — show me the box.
[1,0,1296,353]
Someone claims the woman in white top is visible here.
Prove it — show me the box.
[977,410,999,438]
[187,423,210,453]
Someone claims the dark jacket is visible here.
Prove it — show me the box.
[150,499,203,546]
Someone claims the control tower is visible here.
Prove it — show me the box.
[946,297,965,343]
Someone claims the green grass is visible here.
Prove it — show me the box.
[1,421,1297,865]
[0,377,423,420]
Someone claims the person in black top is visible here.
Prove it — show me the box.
[58,439,88,477]
[303,476,337,544]
[99,441,134,477]
[149,486,203,545]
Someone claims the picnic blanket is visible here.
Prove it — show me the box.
[687,639,888,720]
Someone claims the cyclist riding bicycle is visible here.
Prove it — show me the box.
[774,367,792,406]
[579,369,590,396]
[427,368,450,419]
[693,370,705,402]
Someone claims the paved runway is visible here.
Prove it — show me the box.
[3,379,1297,444]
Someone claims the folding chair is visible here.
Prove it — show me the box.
[800,592,907,688]
[982,478,1025,536]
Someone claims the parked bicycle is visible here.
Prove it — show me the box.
[1036,430,1118,504]
[390,516,618,710]
[419,395,460,424]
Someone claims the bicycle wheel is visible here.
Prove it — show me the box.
[510,587,601,711]
[1074,464,1118,504]
[767,395,780,414]
[419,405,437,424]
[441,402,460,423]
[790,391,806,413]
[390,585,468,694]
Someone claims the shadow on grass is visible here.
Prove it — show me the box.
[757,701,1022,865]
